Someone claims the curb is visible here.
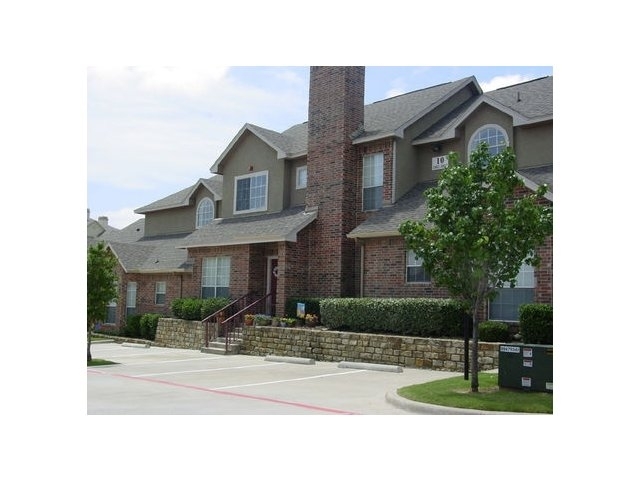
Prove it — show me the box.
[122,342,151,348]
[385,391,526,415]
[265,355,315,365]
[338,361,403,373]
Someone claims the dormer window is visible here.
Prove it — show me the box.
[234,171,268,214]
[196,198,214,228]
[469,124,509,157]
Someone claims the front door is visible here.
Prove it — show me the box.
[267,257,278,315]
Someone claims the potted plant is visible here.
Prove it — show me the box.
[255,314,272,326]
[244,314,255,326]
[305,313,319,328]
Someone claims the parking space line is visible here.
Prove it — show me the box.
[135,362,283,377]
[93,370,358,414]
[214,369,366,390]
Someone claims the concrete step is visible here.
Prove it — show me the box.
[200,341,241,355]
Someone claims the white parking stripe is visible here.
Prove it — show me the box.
[135,362,283,377]
[214,369,366,390]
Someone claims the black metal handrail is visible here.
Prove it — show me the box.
[202,292,272,352]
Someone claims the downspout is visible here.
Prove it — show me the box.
[391,139,397,203]
[359,241,365,297]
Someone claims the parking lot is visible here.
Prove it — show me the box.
[87,341,462,415]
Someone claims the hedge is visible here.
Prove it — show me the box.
[519,304,553,344]
[319,298,468,338]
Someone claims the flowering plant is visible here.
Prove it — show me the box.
[304,313,319,327]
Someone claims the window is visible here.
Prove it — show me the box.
[155,281,166,305]
[196,198,214,228]
[106,280,118,323]
[234,171,268,213]
[201,257,230,298]
[489,262,535,321]
[469,124,508,156]
[296,166,307,189]
[126,282,137,317]
[406,250,430,283]
[363,153,383,210]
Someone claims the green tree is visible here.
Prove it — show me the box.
[399,144,552,392]
[87,242,118,361]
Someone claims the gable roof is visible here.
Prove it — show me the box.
[414,76,553,145]
[135,175,223,214]
[211,76,481,172]
[176,206,317,248]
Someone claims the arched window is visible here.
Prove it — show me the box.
[468,124,509,157]
[196,198,214,228]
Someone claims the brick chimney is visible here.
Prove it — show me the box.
[306,66,365,297]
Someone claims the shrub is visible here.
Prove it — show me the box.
[201,297,230,319]
[140,313,160,340]
[519,304,553,344]
[171,298,185,318]
[320,298,467,338]
[179,298,203,320]
[478,320,510,342]
[123,314,142,338]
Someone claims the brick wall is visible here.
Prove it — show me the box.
[306,66,365,298]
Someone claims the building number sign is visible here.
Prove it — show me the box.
[432,155,448,170]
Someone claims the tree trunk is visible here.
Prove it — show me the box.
[87,330,92,362]
[470,306,479,392]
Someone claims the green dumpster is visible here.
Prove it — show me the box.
[498,344,553,393]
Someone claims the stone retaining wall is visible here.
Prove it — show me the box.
[153,319,500,372]
[241,326,500,372]
[155,318,205,349]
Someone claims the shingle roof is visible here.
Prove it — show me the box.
[347,182,435,238]
[107,233,192,273]
[356,77,478,142]
[135,175,223,214]
[485,76,553,120]
[348,163,553,239]
[212,77,480,171]
[414,76,553,144]
[177,206,317,248]
[518,165,553,194]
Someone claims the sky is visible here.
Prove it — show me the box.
[87,65,553,229]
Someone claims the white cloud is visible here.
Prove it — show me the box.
[480,74,533,92]
[87,66,308,193]
[385,88,406,98]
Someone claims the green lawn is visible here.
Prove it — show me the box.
[87,359,118,366]
[397,372,552,414]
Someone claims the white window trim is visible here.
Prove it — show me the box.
[405,250,430,284]
[468,124,509,159]
[296,165,307,190]
[362,152,383,211]
[233,170,269,214]
[196,197,214,228]
[155,281,166,305]
[201,256,231,298]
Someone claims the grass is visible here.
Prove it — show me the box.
[87,358,118,366]
[397,372,552,414]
